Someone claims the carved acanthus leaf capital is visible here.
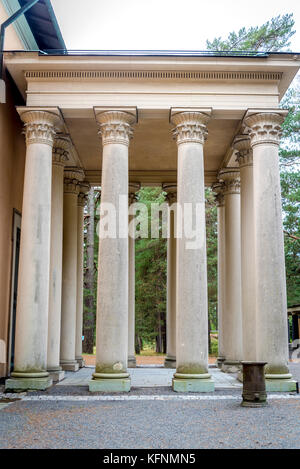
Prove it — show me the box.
[53,136,71,166]
[64,168,85,194]
[162,183,177,204]
[20,110,61,147]
[218,168,240,195]
[244,112,285,147]
[171,112,209,145]
[233,134,253,167]
[128,182,141,205]
[78,182,90,207]
[211,182,226,207]
[96,110,136,146]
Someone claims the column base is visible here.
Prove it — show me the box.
[60,360,79,372]
[48,368,65,382]
[217,356,225,369]
[221,360,241,373]
[265,375,297,392]
[89,378,131,393]
[238,371,297,392]
[241,400,268,408]
[164,356,176,369]
[172,373,215,393]
[5,376,53,392]
[76,357,85,368]
[127,356,136,368]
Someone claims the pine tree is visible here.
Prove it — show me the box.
[206,14,295,52]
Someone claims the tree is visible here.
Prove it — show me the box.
[206,14,295,52]
[83,187,96,354]
[281,171,300,306]
[135,188,167,353]
[205,189,218,352]
[207,13,300,345]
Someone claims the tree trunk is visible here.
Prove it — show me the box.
[83,187,95,354]
[208,314,212,355]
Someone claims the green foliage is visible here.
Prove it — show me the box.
[279,77,300,307]
[281,171,300,306]
[135,188,167,351]
[280,79,300,167]
[205,189,218,332]
[206,14,295,52]
[134,187,218,352]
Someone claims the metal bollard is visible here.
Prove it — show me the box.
[241,361,268,407]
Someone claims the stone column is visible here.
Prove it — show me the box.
[163,183,177,369]
[218,168,242,373]
[89,109,136,392]
[76,182,90,368]
[171,109,214,392]
[234,135,256,363]
[211,182,226,369]
[5,109,61,392]
[244,111,296,391]
[128,182,140,368]
[60,168,84,372]
[47,136,70,382]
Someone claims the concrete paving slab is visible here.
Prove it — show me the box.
[56,366,243,389]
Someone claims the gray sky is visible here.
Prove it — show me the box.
[51,0,300,51]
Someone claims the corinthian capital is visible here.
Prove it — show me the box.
[244,112,286,147]
[171,111,210,145]
[233,134,253,167]
[64,168,85,194]
[53,135,70,166]
[18,109,61,147]
[95,109,136,146]
[128,182,141,205]
[211,182,226,207]
[78,182,90,207]
[162,183,177,204]
[218,168,240,195]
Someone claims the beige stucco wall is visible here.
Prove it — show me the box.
[0,72,25,378]
[0,2,26,378]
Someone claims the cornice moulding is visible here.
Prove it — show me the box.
[24,70,283,82]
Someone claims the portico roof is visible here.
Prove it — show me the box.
[4,51,300,185]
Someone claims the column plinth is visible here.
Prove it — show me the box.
[76,183,90,368]
[128,182,140,368]
[171,110,214,392]
[60,168,85,372]
[89,109,136,392]
[6,109,62,392]
[163,184,177,369]
[244,111,296,391]
[211,182,226,369]
[218,168,242,373]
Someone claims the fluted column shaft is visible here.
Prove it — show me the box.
[60,168,84,372]
[163,184,177,369]
[245,111,296,390]
[6,109,61,392]
[219,168,242,372]
[90,109,136,392]
[234,135,256,362]
[171,110,214,392]
[47,137,69,382]
[212,183,226,368]
[128,183,140,368]
[76,183,90,368]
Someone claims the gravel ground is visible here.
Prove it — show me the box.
[0,363,299,449]
[0,398,300,449]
